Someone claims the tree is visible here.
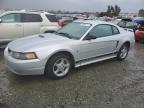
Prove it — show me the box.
[107,5,111,14]
[110,5,115,15]
[138,9,144,17]
[98,12,107,17]
[114,5,121,16]
[106,5,121,17]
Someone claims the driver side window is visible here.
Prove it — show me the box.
[88,24,113,39]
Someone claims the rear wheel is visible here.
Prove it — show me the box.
[117,44,129,60]
[45,54,72,79]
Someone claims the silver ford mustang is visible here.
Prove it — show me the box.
[4,20,135,79]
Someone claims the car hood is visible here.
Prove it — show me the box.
[8,33,73,52]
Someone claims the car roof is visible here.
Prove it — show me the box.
[74,20,117,26]
[0,10,54,15]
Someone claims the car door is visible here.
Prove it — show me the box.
[22,13,41,36]
[77,24,120,61]
[0,13,23,41]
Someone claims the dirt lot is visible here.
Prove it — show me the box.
[0,43,144,108]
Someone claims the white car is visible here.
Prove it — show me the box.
[0,10,61,47]
[4,20,135,79]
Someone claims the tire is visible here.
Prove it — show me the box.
[117,43,129,61]
[45,54,72,79]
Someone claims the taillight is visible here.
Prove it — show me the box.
[58,20,65,27]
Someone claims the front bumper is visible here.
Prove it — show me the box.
[4,47,45,75]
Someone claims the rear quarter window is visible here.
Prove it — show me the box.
[45,15,58,22]
[112,26,120,35]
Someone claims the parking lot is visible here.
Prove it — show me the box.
[0,43,144,108]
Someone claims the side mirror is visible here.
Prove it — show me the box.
[84,34,97,40]
[0,19,2,23]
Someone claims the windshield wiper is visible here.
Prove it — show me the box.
[55,32,72,39]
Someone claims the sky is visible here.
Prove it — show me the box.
[0,0,144,13]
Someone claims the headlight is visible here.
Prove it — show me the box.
[11,52,37,60]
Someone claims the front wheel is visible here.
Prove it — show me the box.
[45,54,72,79]
[117,44,129,61]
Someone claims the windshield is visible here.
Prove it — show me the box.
[55,22,91,39]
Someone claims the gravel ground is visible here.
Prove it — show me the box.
[0,43,144,108]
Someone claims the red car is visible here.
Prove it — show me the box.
[135,27,144,42]
[58,19,73,27]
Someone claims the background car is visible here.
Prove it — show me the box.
[4,20,135,79]
[0,10,61,48]
[133,17,144,42]
[133,17,144,25]
[135,27,144,42]
[117,18,139,32]
[58,17,74,27]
